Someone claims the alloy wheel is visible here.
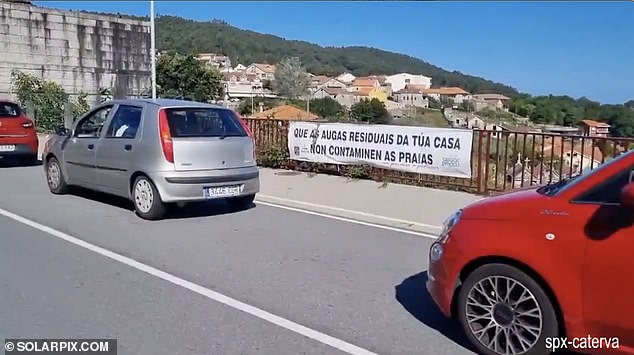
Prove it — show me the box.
[464,276,543,355]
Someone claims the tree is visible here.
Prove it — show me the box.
[273,57,310,99]
[237,96,278,116]
[350,98,391,124]
[156,51,224,102]
[309,97,345,119]
[460,100,475,112]
[428,97,441,109]
[9,70,97,130]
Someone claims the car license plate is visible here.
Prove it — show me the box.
[0,144,15,152]
[203,185,242,198]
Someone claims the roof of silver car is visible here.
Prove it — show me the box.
[106,98,228,109]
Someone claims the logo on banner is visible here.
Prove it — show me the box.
[442,157,461,168]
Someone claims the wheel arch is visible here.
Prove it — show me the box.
[451,255,566,338]
[44,152,56,163]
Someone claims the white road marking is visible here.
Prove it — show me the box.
[0,207,379,355]
[254,199,439,239]
[256,194,443,230]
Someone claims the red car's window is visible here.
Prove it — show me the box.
[0,102,21,118]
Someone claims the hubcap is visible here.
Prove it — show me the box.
[465,276,543,355]
[47,162,61,189]
[134,179,154,213]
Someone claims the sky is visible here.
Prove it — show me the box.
[35,1,634,105]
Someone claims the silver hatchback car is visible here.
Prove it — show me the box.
[42,99,260,220]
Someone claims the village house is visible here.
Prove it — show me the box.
[233,64,247,71]
[365,75,393,97]
[312,87,361,107]
[336,72,356,83]
[356,86,388,103]
[423,87,471,105]
[541,136,605,171]
[392,85,429,108]
[196,53,232,70]
[385,73,432,92]
[221,72,276,99]
[471,94,511,112]
[308,76,347,93]
[578,119,611,137]
[466,116,486,129]
[348,77,382,92]
[245,63,276,81]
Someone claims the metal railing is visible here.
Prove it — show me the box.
[245,118,633,195]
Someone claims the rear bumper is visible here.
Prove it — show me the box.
[0,143,38,158]
[148,166,260,203]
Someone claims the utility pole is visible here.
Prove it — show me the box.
[150,0,157,99]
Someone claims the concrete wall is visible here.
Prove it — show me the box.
[0,2,151,103]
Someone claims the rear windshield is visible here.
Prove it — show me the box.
[0,102,21,117]
[164,107,247,138]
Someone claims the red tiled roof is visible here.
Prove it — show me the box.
[580,119,611,128]
[424,87,470,95]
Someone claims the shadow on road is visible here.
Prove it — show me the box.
[395,271,475,353]
[67,186,255,220]
[0,158,43,168]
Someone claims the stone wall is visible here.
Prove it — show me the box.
[0,2,151,103]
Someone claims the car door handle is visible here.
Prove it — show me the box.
[124,144,132,151]
[87,144,94,150]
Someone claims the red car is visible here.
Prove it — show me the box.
[0,100,39,164]
[427,150,634,355]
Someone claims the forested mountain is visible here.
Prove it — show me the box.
[49,8,634,136]
[154,16,518,96]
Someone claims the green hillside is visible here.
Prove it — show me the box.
[155,16,518,96]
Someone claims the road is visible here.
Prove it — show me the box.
[0,162,475,355]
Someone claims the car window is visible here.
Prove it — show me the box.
[75,106,113,138]
[105,105,143,139]
[0,102,21,117]
[164,107,246,138]
[572,166,634,205]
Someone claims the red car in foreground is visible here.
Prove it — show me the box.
[0,100,38,164]
[427,149,634,355]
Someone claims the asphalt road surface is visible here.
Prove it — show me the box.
[0,161,475,355]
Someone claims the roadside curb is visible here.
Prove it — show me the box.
[254,193,442,238]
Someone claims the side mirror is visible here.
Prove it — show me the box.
[620,182,634,208]
[55,126,70,136]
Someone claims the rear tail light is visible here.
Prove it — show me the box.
[158,109,174,163]
[234,111,256,160]
[22,121,34,128]
[235,112,253,138]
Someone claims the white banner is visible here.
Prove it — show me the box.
[287,121,474,178]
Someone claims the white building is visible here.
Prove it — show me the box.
[385,73,432,92]
[336,72,356,83]
[222,72,276,100]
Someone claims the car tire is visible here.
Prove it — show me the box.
[457,263,559,355]
[132,175,166,220]
[46,157,70,195]
[227,193,255,211]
